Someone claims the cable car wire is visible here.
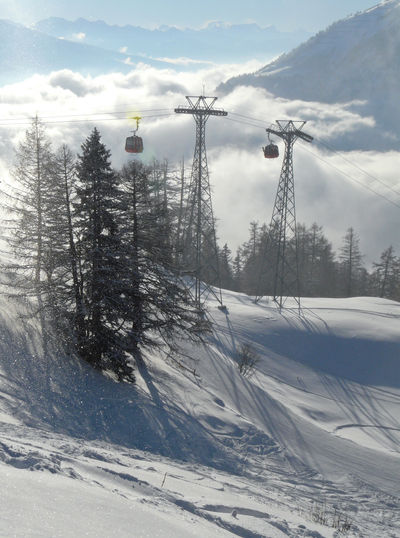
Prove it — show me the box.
[298,143,400,209]
[315,137,400,197]
[228,111,268,125]
[0,112,175,127]
[38,108,171,120]
[0,102,398,209]
[225,111,400,204]
[223,112,400,208]
[224,116,266,130]
[0,107,173,125]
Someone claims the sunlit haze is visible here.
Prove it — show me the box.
[0,0,381,31]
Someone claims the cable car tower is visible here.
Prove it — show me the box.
[175,95,227,310]
[258,120,313,309]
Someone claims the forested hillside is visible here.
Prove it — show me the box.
[2,117,399,380]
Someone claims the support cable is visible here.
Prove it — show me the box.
[0,103,398,208]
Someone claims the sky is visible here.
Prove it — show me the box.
[0,0,381,32]
[0,0,397,265]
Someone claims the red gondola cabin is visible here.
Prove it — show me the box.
[125,135,143,154]
[263,144,279,159]
[263,143,279,159]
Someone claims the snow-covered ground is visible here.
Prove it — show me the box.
[0,290,399,537]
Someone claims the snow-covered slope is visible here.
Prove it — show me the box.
[219,0,400,150]
[0,290,399,536]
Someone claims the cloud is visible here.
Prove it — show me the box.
[123,57,136,66]
[201,20,232,29]
[209,143,400,265]
[72,32,86,40]
[153,57,215,66]
[0,63,398,266]
[48,70,104,97]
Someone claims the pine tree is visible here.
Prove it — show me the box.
[297,223,336,297]
[5,116,55,310]
[219,243,234,290]
[239,221,276,297]
[232,249,243,292]
[119,160,206,361]
[74,128,134,381]
[174,159,188,267]
[372,246,399,299]
[339,227,364,297]
[44,144,86,346]
[149,159,174,267]
[240,221,261,295]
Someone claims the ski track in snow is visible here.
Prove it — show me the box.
[1,422,399,537]
[0,291,399,536]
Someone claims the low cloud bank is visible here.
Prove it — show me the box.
[0,63,397,263]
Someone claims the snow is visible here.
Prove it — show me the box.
[220,0,400,151]
[0,289,399,536]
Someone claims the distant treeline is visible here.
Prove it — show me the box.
[220,222,400,301]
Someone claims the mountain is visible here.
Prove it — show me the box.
[0,17,306,85]
[0,286,399,535]
[219,0,400,150]
[34,17,311,63]
[0,19,171,85]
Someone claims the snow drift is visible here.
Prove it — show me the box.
[0,288,399,536]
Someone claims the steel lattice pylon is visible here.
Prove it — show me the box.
[258,120,313,309]
[175,96,227,309]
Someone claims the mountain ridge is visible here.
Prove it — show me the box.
[218,0,400,149]
[33,17,310,63]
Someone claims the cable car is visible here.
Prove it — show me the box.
[125,135,143,153]
[263,131,279,159]
[263,143,279,159]
[125,115,143,154]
